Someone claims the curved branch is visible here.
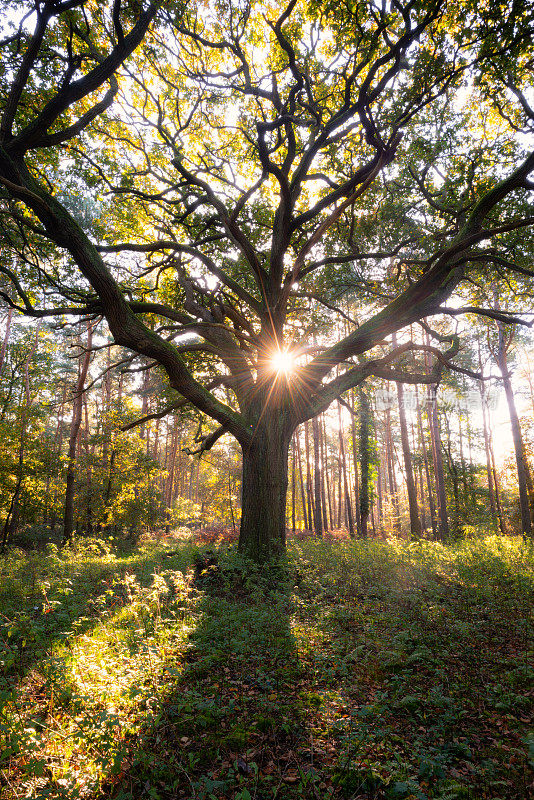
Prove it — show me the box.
[0,3,52,143]
[9,2,161,154]
[0,151,253,445]
[121,398,188,431]
[439,306,534,327]
[98,240,263,314]
[298,149,534,393]
[183,424,229,455]
[35,79,119,148]
[170,156,268,289]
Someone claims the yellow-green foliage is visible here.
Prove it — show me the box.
[0,537,199,798]
[289,534,534,602]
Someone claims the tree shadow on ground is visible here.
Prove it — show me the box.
[281,540,534,800]
[8,538,531,800]
[95,553,316,800]
[97,540,533,800]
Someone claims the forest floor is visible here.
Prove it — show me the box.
[0,531,533,800]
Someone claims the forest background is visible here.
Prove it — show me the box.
[2,306,534,549]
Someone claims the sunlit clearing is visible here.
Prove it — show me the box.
[271,348,295,375]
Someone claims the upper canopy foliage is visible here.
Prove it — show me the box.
[0,0,533,448]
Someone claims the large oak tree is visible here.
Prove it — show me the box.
[0,0,533,559]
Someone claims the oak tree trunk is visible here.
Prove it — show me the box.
[238,416,292,561]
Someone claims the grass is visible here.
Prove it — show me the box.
[0,533,533,799]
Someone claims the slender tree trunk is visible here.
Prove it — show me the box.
[0,308,12,375]
[44,382,67,527]
[139,367,150,439]
[2,325,40,549]
[162,423,171,503]
[443,411,460,531]
[195,460,200,505]
[337,427,343,528]
[478,366,499,526]
[391,442,402,534]
[166,419,179,510]
[350,390,361,536]
[411,406,427,529]
[153,417,160,462]
[424,331,448,540]
[427,383,449,540]
[484,398,506,534]
[376,450,384,533]
[305,420,314,531]
[338,402,355,536]
[312,415,323,537]
[177,437,185,502]
[63,324,93,545]
[358,387,373,539]
[99,449,116,532]
[384,406,401,534]
[83,393,94,536]
[396,380,422,536]
[464,410,478,510]
[457,410,471,509]
[297,429,308,529]
[320,416,331,530]
[496,323,532,537]
[415,383,436,537]
[291,436,296,533]
[418,464,427,531]
[228,459,236,535]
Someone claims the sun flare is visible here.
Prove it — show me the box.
[271,348,295,375]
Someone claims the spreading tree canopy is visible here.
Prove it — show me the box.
[0,0,533,559]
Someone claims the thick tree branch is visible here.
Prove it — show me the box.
[298,150,534,392]
[8,2,161,154]
[35,79,119,148]
[0,150,253,444]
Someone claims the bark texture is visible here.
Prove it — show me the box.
[238,414,293,561]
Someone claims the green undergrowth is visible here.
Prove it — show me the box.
[0,534,533,799]
[0,536,199,798]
